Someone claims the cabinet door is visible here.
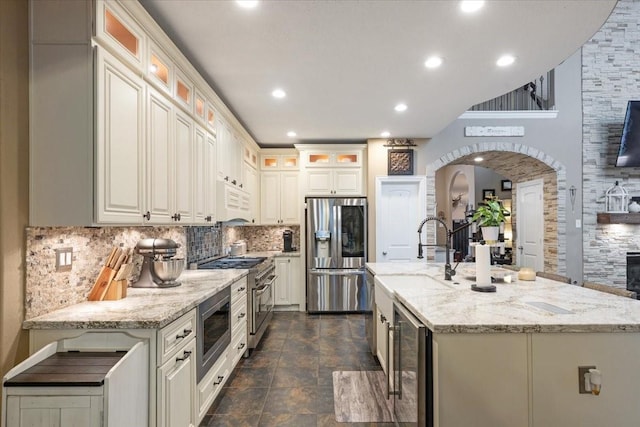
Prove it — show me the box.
[216,117,231,181]
[243,165,259,224]
[231,132,243,184]
[260,172,281,225]
[274,257,291,305]
[158,338,196,427]
[334,169,362,196]
[174,110,193,223]
[96,48,145,224]
[193,125,207,224]
[205,133,217,223]
[145,88,173,224]
[6,395,102,427]
[305,169,333,195]
[280,172,299,224]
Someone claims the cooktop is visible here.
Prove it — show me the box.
[198,257,266,270]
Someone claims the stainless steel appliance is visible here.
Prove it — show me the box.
[393,301,433,427]
[198,256,276,351]
[306,197,369,312]
[133,238,185,288]
[197,287,231,382]
[365,268,376,354]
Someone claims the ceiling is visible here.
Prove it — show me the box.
[139,0,616,147]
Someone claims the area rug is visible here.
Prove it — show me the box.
[332,370,395,422]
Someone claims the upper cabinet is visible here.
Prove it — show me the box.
[29,0,256,226]
[260,152,299,171]
[96,1,145,71]
[296,145,367,196]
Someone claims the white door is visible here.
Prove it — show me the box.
[375,176,427,262]
[516,178,544,271]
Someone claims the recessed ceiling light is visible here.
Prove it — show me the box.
[394,103,408,112]
[272,89,286,99]
[424,56,443,69]
[149,64,158,73]
[236,0,259,9]
[381,131,390,138]
[287,131,297,137]
[496,55,516,67]
[474,156,484,162]
[460,1,485,13]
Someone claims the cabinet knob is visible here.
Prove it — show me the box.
[143,211,151,221]
[239,183,243,188]
[213,375,225,385]
[238,342,246,350]
[379,313,387,323]
[238,287,245,292]
[224,176,229,181]
[172,213,181,221]
[382,251,388,255]
[232,179,237,185]
[238,312,246,319]
[205,215,212,222]
[175,350,191,362]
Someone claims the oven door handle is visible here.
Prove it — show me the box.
[264,275,277,286]
[255,280,275,296]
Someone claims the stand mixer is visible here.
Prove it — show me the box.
[133,238,185,288]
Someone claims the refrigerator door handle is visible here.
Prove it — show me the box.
[309,269,364,276]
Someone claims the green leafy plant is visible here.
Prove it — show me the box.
[471,196,507,227]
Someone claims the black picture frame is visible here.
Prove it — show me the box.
[482,189,495,200]
[501,180,512,191]
[387,149,414,175]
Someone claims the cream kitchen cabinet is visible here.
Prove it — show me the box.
[157,338,196,427]
[29,0,256,226]
[243,163,260,224]
[374,279,393,376]
[216,115,243,187]
[274,256,301,308]
[260,151,299,171]
[95,47,146,224]
[296,144,366,196]
[204,133,217,224]
[261,172,299,225]
[304,168,363,196]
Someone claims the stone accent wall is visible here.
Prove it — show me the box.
[582,0,640,287]
[25,226,186,319]
[427,142,566,275]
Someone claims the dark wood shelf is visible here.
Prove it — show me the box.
[597,213,640,224]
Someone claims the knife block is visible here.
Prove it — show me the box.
[102,279,128,301]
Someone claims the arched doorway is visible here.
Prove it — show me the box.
[426,144,567,275]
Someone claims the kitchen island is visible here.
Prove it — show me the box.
[367,262,640,427]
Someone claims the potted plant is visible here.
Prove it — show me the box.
[471,196,507,243]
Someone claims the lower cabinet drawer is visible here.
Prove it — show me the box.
[197,352,229,422]
[157,309,196,366]
[229,324,248,367]
[231,295,247,334]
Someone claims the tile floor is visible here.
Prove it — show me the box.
[199,312,396,427]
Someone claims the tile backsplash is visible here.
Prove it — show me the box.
[25,226,185,319]
[224,225,300,253]
[186,225,223,264]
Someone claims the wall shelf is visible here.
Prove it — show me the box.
[597,213,640,224]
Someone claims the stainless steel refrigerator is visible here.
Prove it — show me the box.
[306,197,369,312]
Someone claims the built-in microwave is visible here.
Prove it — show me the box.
[196,287,231,382]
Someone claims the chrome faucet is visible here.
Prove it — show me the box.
[417,216,455,280]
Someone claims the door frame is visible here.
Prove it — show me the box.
[516,178,544,271]
[375,176,427,262]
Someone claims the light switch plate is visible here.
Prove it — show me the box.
[578,365,596,394]
[576,219,582,228]
[55,247,73,272]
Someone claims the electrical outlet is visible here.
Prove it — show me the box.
[576,219,582,228]
[55,247,73,272]
[578,365,596,394]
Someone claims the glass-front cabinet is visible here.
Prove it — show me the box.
[260,151,299,170]
[148,42,172,95]
[96,2,145,70]
[303,150,362,167]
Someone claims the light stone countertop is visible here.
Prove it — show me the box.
[22,269,248,330]
[370,262,640,334]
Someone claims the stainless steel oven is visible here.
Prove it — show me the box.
[196,287,231,382]
[249,261,276,349]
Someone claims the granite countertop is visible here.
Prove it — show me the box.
[23,269,248,330]
[372,262,640,334]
